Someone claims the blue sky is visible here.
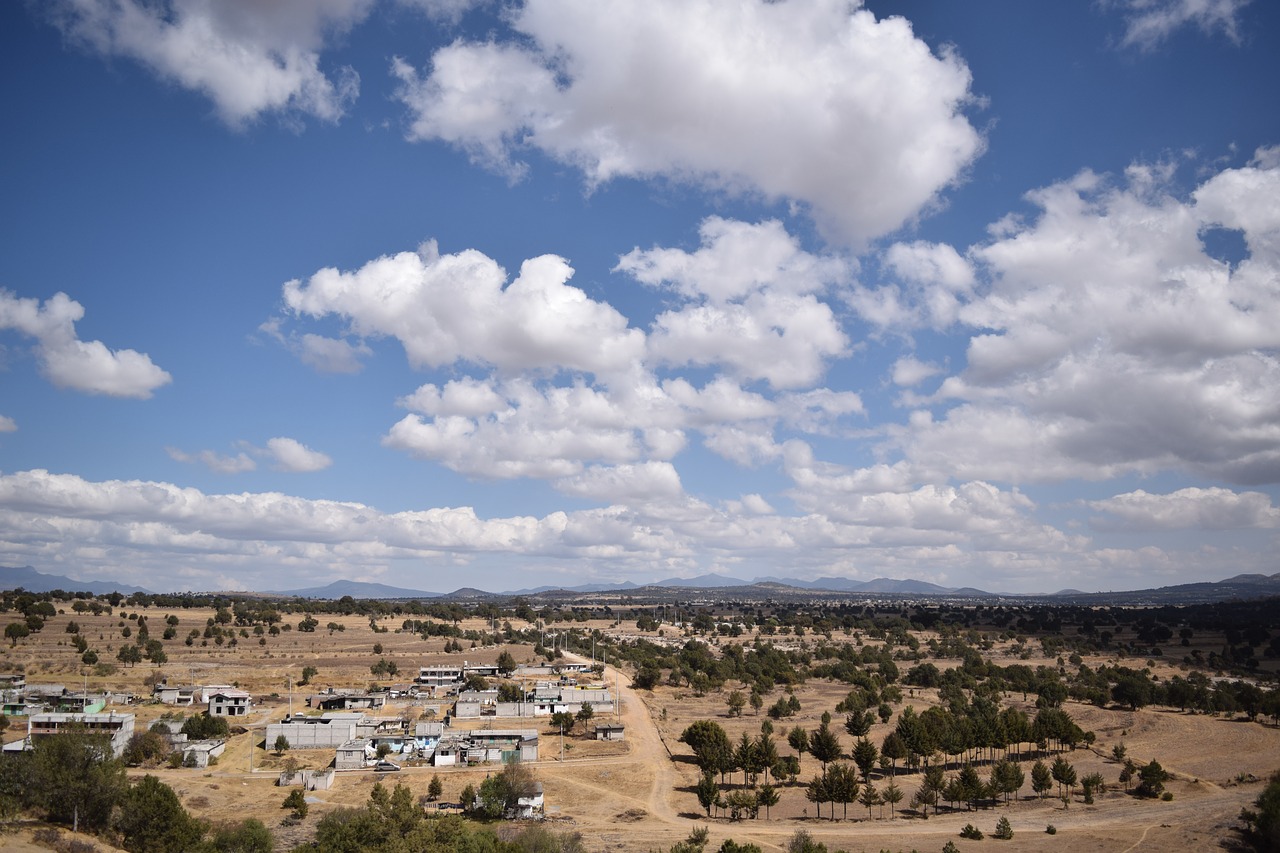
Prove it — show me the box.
[2,0,1278,595]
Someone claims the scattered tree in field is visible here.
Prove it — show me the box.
[882,779,904,817]
[788,726,810,771]
[283,788,308,819]
[299,666,317,686]
[427,774,443,801]
[696,771,719,817]
[808,721,841,771]
[858,780,880,819]
[727,691,746,718]
[1031,760,1053,799]
[993,815,1014,839]
[1136,760,1168,798]
[274,734,290,756]
[756,783,780,819]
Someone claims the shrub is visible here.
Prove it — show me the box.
[994,816,1013,839]
[960,823,984,840]
[1161,791,1173,801]
[1046,824,1057,835]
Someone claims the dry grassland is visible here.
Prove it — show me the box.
[1,606,1276,852]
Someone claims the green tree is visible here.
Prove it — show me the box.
[681,720,733,780]
[123,730,171,766]
[696,771,719,817]
[274,734,290,756]
[727,690,746,718]
[1031,760,1053,799]
[1051,757,1077,800]
[299,665,318,685]
[808,722,841,771]
[115,775,206,853]
[496,650,517,674]
[852,738,878,783]
[427,774,444,801]
[858,780,880,819]
[551,710,577,736]
[787,726,809,771]
[756,783,780,819]
[993,815,1013,839]
[882,779,904,817]
[31,726,127,831]
[283,788,309,818]
[1135,760,1168,798]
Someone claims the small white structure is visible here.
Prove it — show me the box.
[208,688,252,717]
[181,739,225,768]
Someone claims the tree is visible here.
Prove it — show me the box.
[283,788,309,819]
[551,710,577,736]
[805,773,830,821]
[181,713,230,740]
[117,644,143,667]
[1135,760,1168,798]
[274,734,291,756]
[858,780,880,820]
[575,702,595,729]
[124,730,171,766]
[299,666,318,685]
[727,691,747,718]
[427,774,444,801]
[31,726,127,831]
[496,650,517,674]
[788,726,810,771]
[756,783,780,819]
[882,779,904,817]
[207,819,273,853]
[696,771,719,817]
[852,738,878,783]
[750,690,764,716]
[880,732,906,778]
[808,722,841,771]
[734,733,758,787]
[844,711,873,738]
[1051,757,1077,800]
[1031,760,1053,799]
[681,721,733,780]
[116,774,207,853]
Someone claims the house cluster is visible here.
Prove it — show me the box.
[267,712,540,770]
[150,718,227,768]
[453,683,614,719]
[1,673,134,718]
[151,680,252,718]
[415,660,595,695]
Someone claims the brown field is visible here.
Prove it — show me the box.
[1,604,1277,852]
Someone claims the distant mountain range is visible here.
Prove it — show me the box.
[0,565,152,596]
[3,565,1278,605]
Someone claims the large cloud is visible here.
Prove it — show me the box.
[875,151,1280,486]
[0,290,172,398]
[1089,486,1280,530]
[394,0,982,245]
[48,0,371,125]
[282,241,645,377]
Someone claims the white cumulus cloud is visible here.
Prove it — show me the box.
[0,290,171,398]
[1088,487,1280,530]
[393,0,982,245]
[48,0,371,126]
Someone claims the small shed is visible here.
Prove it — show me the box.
[593,723,625,741]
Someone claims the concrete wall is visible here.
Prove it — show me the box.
[265,721,356,749]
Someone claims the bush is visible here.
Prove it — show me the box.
[994,816,1013,839]
[960,823,984,840]
[1161,791,1173,801]
[942,842,960,853]
[1046,824,1057,835]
